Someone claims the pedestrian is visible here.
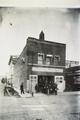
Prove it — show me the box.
[32,91,34,97]
[20,82,24,94]
[4,86,6,96]
[3,83,7,96]
[54,83,58,95]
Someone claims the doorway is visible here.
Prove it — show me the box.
[37,76,54,94]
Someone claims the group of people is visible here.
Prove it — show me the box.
[35,82,58,95]
[2,82,58,96]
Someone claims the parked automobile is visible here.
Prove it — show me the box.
[4,86,21,97]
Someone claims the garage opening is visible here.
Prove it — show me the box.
[35,76,55,94]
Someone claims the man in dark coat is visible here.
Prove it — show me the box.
[20,82,24,94]
[54,83,58,95]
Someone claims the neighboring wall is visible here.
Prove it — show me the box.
[66,60,79,68]
[13,46,28,90]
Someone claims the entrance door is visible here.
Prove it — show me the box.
[37,76,54,94]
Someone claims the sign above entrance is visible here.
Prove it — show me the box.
[32,67,63,73]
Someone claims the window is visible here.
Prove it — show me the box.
[54,55,60,65]
[46,54,53,65]
[38,53,44,64]
[74,76,80,84]
[46,57,51,65]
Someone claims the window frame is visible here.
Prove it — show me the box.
[54,55,60,65]
[45,54,53,65]
[38,53,44,65]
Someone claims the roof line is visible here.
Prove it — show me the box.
[27,37,66,45]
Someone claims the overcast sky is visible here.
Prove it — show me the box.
[0,7,80,76]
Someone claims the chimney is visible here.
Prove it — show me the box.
[39,31,45,41]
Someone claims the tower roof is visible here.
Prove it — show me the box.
[39,30,45,41]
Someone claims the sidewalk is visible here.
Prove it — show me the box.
[34,91,80,97]
[58,91,80,96]
[1,84,80,98]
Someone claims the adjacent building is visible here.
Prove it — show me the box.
[66,60,79,68]
[65,66,80,91]
[65,60,80,91]
[8,55,19,84]
[9,31,66,93]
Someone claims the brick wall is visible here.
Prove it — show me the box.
[13,46,28,91]
[27,37,66,66]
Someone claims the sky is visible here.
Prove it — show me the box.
[0,0,80,7]
[0,7,80,76]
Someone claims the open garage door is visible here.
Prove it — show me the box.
[37,76,55,94]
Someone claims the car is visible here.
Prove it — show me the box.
[4,86,21,97]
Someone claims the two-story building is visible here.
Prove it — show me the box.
[13,31,66,93]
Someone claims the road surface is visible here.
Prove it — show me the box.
[0,92,80,120]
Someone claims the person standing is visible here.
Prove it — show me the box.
[54,83,58,95]
[20,82,24,94]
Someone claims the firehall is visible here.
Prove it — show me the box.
[9,31,66,94]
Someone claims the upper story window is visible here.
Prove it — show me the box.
[46,57,51,65]
[46,54,53,65]
[54,55,60,65]
[38,53,44,65]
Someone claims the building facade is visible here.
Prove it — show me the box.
[13,31,66,93]
[65,66,80,91]
[66,60,79,68]
[8,55,19,85]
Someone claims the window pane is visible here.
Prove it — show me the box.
[38,55,43,64]
[46,57,51,65]
[54,55,60,65]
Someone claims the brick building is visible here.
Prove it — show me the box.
[13,31,66,93]
[66,60,79,68]
[65,66,80,91]
[65,60,80,91]
[8,55,19,84]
